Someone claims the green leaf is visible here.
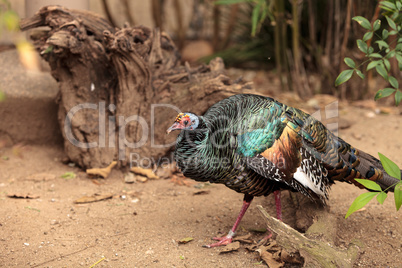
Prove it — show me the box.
[345,192,378,218]
[378,153,401,180]
[251,0,263,37]
[397,1,402,10]
[369,53,382,58]
[375,63,388,80]
[355,179,382,191]
[344,57,355,68]
[373,19,381,31]
[396,54,402,65]
[367,60,380,70]
[335,69,354,86]
[376,191,387,204]
[380,1,396,11]
[383,59,391,71]
[42,45,53,54]
[61,172,76,180]
[382,29,389,39]
[355,69,365,79]
[353,16,372,30]
[363,31,373,42]
[389,30,398,36]
[374,88,396,100]
[396,1,402,10]
[395,90,402,106]
[387,50,395,58]
[395,181,402,211]
[385,15,397,30]
[376,40,389,50]
[388,76,399,89]
[357,39,368,53]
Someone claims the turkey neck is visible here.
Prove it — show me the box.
[174,115,232,181]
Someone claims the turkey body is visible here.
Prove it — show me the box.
[168,94,400,247]
[173,94,398,201]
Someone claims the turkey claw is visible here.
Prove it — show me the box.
[203,235,233,248]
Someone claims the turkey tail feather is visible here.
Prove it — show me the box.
[339,147,400,192]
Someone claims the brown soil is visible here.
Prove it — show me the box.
[0,105,401,267]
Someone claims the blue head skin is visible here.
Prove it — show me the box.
[166,113,200,134]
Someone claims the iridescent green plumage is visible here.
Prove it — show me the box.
[172,94,400,201]
[168,93,400,248]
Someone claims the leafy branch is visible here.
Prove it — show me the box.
[346,153,402,218]
[335,0,402,106]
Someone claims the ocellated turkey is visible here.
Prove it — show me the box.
[167,94,400,248]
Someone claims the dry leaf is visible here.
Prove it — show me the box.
[7,193,39,199]
[130,167,159,180]
[219,241,240,253]
[258,250,284,268]
[234,234,253,244]
[86,161,117,178]
[135,175,148,183]
[178,237,194,244]
[74,193,113,204]
[26,173,56,182]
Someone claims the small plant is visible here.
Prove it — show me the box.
[336,0,402,106]
[346,153,402,218]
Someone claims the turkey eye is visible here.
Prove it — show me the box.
[184,121,189,126]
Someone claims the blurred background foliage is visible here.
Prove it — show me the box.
[1,0,401,102]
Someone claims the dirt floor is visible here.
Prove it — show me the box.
[0,103,401,267]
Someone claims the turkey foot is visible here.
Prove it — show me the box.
[203,233,234,248]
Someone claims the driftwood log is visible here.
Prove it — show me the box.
[257,204,362,267]
[20,6,252,168]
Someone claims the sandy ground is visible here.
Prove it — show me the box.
[0,104,401,268]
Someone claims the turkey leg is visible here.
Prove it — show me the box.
[203,194,254,248]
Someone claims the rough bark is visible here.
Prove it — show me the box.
[21,5,251,169]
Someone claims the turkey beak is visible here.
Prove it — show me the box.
[166,122,180,134]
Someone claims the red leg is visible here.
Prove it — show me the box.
[203,194,253,248]
[274,190,282,221]
[259,190,282,243]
